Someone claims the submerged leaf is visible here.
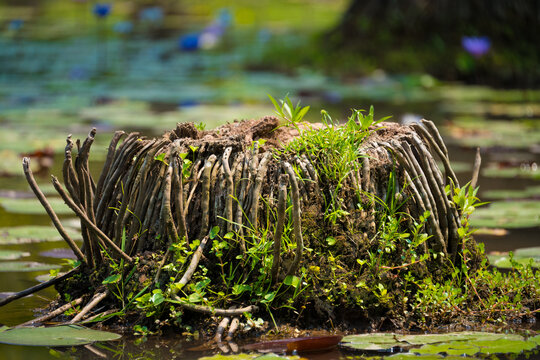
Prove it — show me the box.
[0,325,121,346]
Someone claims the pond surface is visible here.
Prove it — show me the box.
[0,2,539,359]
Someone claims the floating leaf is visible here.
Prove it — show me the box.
[471,200,540,228]
[0,250,30,260]
[0,325,121,347]
[487,254,540,269]
[340,333,404,351]
[0,197,72,215]
[514,246,540,261]
[39,248,77,259]
[0,226,81,244]
[414,338,536,356]
[0,261,60,272]
[198,354,299,360]
[398,331,523,345]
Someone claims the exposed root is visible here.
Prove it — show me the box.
[69,290,109,324]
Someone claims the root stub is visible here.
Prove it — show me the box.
[20,115,489,333]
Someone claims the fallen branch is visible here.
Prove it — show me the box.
[172,296,257,315]
[173,236,209,293]
[22,158,87,265]
[0,267,80,308]
[69,290,110,324]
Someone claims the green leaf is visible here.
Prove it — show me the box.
[209,226,220,239]
[283,275,301,288]
[326,236,336,246]
[102,274,122,284]
[0,325,121,347]
[150,292,164,306]
[0,198,72,215]
[341,333,403,351]
[232,284,252,296]
[188,292,203,303]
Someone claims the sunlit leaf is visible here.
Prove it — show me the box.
[0,325,121,347]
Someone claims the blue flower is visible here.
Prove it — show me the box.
[461,36,491,58]
[178,33,200,51]
[93,3,112,18]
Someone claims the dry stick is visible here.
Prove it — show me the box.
[62,136,80,204]
[392,140,447,254]
[249,152,271,228]
[52,176,133,264]
[97,140,145,230]
[470,147,482,189]
[222,147,234,234]
[69,290,109,324]
[84,344,108,358]
[271,174,288,284]
[231,153,244,214]
[114,141,155,245]
[95,134,140,221]
[382,142,438,254]
[406,137,449,239]
[161,159,180,244]
[400,141,441,225]
[185,166,205,212]
[412,123,459,187]
[22,158,87,265]
[0,267,80,308]
[361,157,372,194]
[184,158,202,208]
[234,152,250,240]
[171,296,257,316]
[136,160,168,252]
[421,119,449,157]
[199,155,217,240]
[302,154,320,195]
[283,161,304,277]
[427,154,461,260]
[174,236,209,293]
[17,297,83,326]
[95,130,126,201]
[226,317,240,341]
[172,156,189,244]
[214,317,230,343]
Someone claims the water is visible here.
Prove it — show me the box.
[0,2,539,359]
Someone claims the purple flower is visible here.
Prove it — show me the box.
[462,36,491,58]
[93,3,111,18]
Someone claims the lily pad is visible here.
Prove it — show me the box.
[0,250,30,260]
[0,226,82,244]
[488,248,540,269]
[0,261,60,272]
[39,248,77,259]
[471,200,540,228]
[398,331,522,345]
[0,325,121,347]
[340,333,405,351]
[198,354,299,360]
[414,338,536,356]
[0,197,72,215]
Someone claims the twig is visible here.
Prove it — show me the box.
[62,135,80,204]
[271,174,288,284]
[172,155,189,244]
[17,296,83,326]
[222,147,234,234]
[283,162,303,276]
[199,155,217,240]
[214,317,230,343]
[161,158,180,244]
[249,152,272,228]
[172,296,257,315]
[69,290,109,324]
[226,317,240,341]
[22,158,87,265]
[470,147,482,189]
[52,176,133,264]
[95,130,125,199]
[0,267,80,308]
[174,236,209,293]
